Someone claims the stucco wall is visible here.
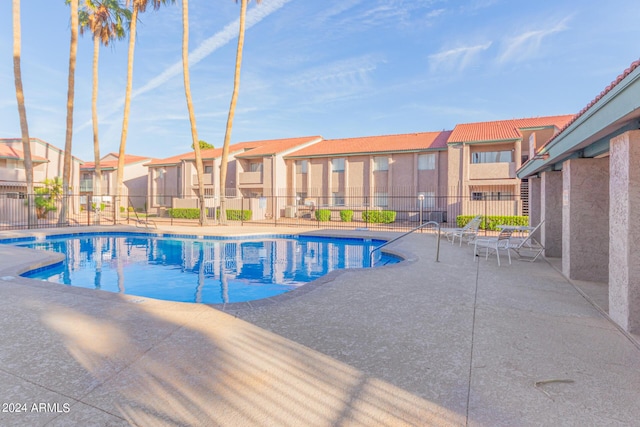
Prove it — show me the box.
[541,171,563,257]
[562,158,609,282]
[609,130,640,333]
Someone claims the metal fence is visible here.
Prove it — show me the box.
[0,187,527,232]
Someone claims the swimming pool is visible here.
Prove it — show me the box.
[6,233,400,304]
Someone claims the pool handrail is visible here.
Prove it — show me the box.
[369,221,441,267]
[128,197,157,229]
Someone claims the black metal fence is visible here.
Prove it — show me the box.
[0,187,527,232]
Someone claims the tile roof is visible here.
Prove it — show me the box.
[448,115,575,144]
[81,154,152,170]
[285,131,451,158]
[537,58,640,152]
[0,144,48,163]
[145,141,263,167]
[233,136,323,158]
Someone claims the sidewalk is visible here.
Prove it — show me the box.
[0,226,638,426]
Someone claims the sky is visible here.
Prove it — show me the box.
[1,0,640,162]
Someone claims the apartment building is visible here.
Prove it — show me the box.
[0,137,82,194]
[447,115,574,216]
[284,131,451,221]
[80,153,153,210]
[145,136,323,217]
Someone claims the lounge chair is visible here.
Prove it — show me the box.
[441,215,482,246]
[474,228,514,266]
[508,220,545,262]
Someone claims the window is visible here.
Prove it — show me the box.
[374,192,388,207]
[204,165,213,174]
[249,162,263,172]
[332,192,345,206]
[332,158,345,172]
[373,157,388,171]
[471,150,512,164]
[470,191,514,201]
[296,160,308,174]
[6,192,26,200]
[418,153,436,170]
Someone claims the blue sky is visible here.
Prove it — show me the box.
[1,0,639,162]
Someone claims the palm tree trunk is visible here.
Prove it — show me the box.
[182,0,207,226]
[92,35,102,216]
[12,0,35,228]
[116,4,139,219]
[219,0,248,225]
[60,0,79,225]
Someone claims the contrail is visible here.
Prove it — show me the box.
[77,0,293,132]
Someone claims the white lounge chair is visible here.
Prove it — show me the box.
[474,228,514,266]
[508,220,545,262]
[441,215,482,246]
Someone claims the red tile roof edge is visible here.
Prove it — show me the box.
[536,58,640,153]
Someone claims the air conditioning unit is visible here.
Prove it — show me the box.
[285,206,297,218]
[428,211,444,223]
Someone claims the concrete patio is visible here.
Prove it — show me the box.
[0,225,638,426]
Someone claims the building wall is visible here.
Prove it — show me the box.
[0,138,81,193]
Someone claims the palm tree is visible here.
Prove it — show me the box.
[182,0,207,225]
[219,0,261,224]
[115,0,174,219]
[12,0,35,228]
[60,0,79,225]
[79,1,130,213]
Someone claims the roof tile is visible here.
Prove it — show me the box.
[448,115,575,144]
[285,131,451,158]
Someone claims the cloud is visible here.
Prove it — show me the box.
[77,0,293,132]
[289,54,383,89]
[428,43,492,72]
[498,16,571,64]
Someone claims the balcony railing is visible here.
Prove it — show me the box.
[0,169,45,184]
[191,174,213,186]
[238,171,263,186]
[468,162,516,180]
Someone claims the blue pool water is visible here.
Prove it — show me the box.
[8,233,399,304]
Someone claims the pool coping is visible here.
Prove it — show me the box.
[0,226,416,310]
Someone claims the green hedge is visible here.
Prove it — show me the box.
[315,209,331,222]
[339,210,353,222]
[167,208,200,219]
[225,209,252,221]
[168,208,252,220]
[456,215,529,230]
[362,210,396,224]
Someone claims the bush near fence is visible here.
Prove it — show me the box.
[456,215,528,230]
[168,208,252,221]
[315,209,331,222]
[167,208,200,219]
[339,210,353,222]
[362,210,396,224]
[224,209,252,221]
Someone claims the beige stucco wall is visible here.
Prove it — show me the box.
[562,158,609,282]
[609,130,640,333]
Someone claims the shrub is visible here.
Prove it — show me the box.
[455,215,528,230]
[362,210,396,224]
[315,209,331,222]
[92,203,106,211]
[167,208,200,219]
[339,210,353,222]
[379,210,396,224]
[214,208,251,221]
[226,209,252,221]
